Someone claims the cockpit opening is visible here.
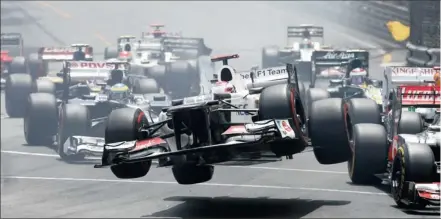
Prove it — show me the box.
[124,44,131,52]
[220,67,233,82]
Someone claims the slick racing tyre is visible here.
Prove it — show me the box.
[28,53,47,79]
[104,46,118,60]
[391,143,434,209]
[398,111,424,134]
[133,78,160,94]
[105,108,151,179]
[165,61,194,99]
[24,93,58,145]
[348,124,388,184]
[5,73,33,118]
[259,84,307,156]
[345,98,381,126]
[57,104,90,160]
[9,57,28,74]
[34,79,56,94]
[147,65,166,80]
[261,46,279,69]
[309,98,350,164]
[306,88,329,120]
[172,164,214,185]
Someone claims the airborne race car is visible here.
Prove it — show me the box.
[310,66,440,209]
[94,63,348,185]
[24,61,170,161]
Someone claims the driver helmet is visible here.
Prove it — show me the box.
[109,83,129,100]
[110,69,124,84]
[301,39,313,49]
[212,81,235,93]
[349,69,367,85]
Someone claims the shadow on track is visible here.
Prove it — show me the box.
[144,196,350,219]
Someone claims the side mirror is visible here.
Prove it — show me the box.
[56,72,63,77]
[309,84,314,88]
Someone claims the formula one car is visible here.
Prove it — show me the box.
[305,58,383,118]
[310,49,370,86]
[309,66,440,209]
[93,63,340,185]
[28,44,94,77]
[141,24,182,39]
[23,61,170,160]
[1,33,27,77]
[262,25,324,69]
[104,35,137,60]
[129,36,213,99]
[4,57,119,118]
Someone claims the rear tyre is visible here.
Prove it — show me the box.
[391,143,434,209]
[348,124,388,184]
[172,164,214,185]
[133,78,160,94]
[5,73,33,118]
[28,53,46,79]
[24,93,58,145]
[309,98,350,164]
[9,57,28,74]
[34,79,55,94]
[345,98,381,125]
[57,104,90,160]
[262,46,279,68]
[398,111,423,134]
[147,65,166,79]
[165,61,193,98]
[306,88,329,119]
[105,108,151,179]
[104,46,118,60]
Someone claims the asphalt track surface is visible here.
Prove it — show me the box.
[1,1,439,218]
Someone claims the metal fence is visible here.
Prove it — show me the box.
[305,1,439,67]
[406,0,440,67]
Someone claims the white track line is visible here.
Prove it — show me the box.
[1,150,346,174]
[1,150,59,157]
[1,175,387,196]
[225,165,346,174]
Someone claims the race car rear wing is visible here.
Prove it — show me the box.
[287,25,324,38]
[312,50,369,67]
[382,66,439,110]
[38,46,93,61]
[38,47,77,61]
[161,37,212,56]
[211,54,239,65]
[384,66,438,86]
[398,84,440,107]
[1,33,22,46]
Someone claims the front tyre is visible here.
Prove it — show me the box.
[105,108,151,179]
[24,93,58,145]
[391,143,434,209]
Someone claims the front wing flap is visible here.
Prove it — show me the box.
[96,119,297,167]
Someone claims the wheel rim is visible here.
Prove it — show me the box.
[391,160,403,201]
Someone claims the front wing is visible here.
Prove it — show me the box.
[405,182,440,206]
[96,119,297,167]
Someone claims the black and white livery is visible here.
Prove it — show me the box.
[94,63,349,185]
[22,61,169,161]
